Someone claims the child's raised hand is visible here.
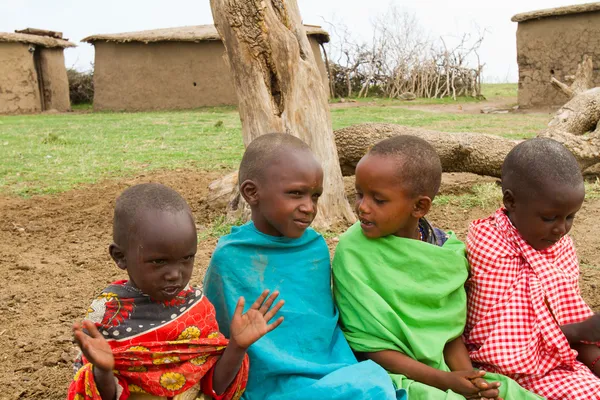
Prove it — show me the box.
[229,290,284,350]
[73,320,115,372]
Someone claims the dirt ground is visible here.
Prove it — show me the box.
[1,170,599,400]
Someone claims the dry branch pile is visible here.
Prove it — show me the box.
[324,7,485,100]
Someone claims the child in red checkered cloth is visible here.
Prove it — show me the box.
[464,138,600,399]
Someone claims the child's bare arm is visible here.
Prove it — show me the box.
[443,336,473,371]
[212,290,284,395]
[211,341,247,395]
[573,343,600,377]
[362,349,499,398]
[73,320,116,400]
[561,313,600,343]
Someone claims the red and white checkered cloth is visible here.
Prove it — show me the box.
[464,208,600,399]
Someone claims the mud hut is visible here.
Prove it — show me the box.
[82,25,330,112]
[0,29,74,114]
[512,3,600,108]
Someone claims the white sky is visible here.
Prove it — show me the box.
[1,0,593,82]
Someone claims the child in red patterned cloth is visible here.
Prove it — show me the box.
[464,138,600,399]
[68,183,284,400]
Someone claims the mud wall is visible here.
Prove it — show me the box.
[93,39,330,111]
[0,43,41,114]
[517,12,600,108]
[39,48,71,112]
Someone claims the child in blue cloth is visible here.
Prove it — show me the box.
[204,133,403,400]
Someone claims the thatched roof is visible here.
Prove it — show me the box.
[82,24,329,45]
[512,2,600,22]
[0,31,75,48]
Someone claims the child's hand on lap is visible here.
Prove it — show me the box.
[443,370,502,399]
[230,289,284,349]
[470,373,502,400]
[73,320,115,372]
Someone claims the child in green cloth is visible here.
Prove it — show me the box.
[332,135,543,400]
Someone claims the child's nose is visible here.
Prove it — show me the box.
[164,264,183,281]
[551,220,567,236]
[356,199,369,214]
[299,198,315,214]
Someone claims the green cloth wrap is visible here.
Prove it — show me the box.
[332,223,544,400]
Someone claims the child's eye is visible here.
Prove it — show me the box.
[374,198,386,205]
[355,192,363,199]
[151,259,167,265]
[567,214,576,221]
[183,255,195,261]
[312,193,322,200]
[541,216,556,222]
[288,191,302,196]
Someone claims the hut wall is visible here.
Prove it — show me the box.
[0,42,41,114]
[39,48,71,112]
[93,41,237,111]
[517,12,600,108]
[93,39,330,111]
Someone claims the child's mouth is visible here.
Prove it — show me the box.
[162,286,181,297]
[360,218,374,229]
[294,219,311,228]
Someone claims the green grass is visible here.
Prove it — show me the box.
[198,216,243,241]
[1,91,548,196]
[71,103,93,111]
[434,183,502,209]
[330,106,547,139]
[0,107,242,196]
[432,180,600,211]
[586,179,600,200]
[481,83,517,100]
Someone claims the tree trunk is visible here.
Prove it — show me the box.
[210,0,355,229]
[546,87,600,136]
[334,123,518,178]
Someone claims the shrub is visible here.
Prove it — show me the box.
[67,67,94,105]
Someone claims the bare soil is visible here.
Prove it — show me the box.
[1,170,599,400]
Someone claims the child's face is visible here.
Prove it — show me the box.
[252,151,323,238]
[113,209,197,301]
[354,154,423,239]
[504,183,584,251]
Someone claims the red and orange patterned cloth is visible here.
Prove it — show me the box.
[464,208,600,399]
[67,281,248,400]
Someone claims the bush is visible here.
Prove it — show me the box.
[67,68,94,105]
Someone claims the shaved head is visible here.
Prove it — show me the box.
[502,138,583,197]
[368,135,442,198]
[113,183,192,246]
[238,133,315,185]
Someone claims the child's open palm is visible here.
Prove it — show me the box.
[230,290,284,349]
[73,320,115,372]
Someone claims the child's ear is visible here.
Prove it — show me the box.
[412,196,432,219]
[240,179,259,206]
[503,189,516,212]
[109,243,127,270]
